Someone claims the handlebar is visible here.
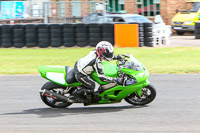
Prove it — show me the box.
[122,54,130,58]
[116,56,128,67]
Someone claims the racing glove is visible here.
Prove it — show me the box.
[113,55,123,61]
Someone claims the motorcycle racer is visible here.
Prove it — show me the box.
[73,41,123,102]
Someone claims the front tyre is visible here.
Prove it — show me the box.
[40,81,72,108]
[124,85,156,106]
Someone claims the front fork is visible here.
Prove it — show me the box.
[136,79,150,96]
[136,89,142,97]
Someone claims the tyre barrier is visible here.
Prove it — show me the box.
[89,23,102,47]
[143,23,153,47]
[0,23,154,48]
[139,23,144,47]
[102,23,114,45]
[37,24,50,48]
[1,25,13,48]
[13,24,25,48]
[50,24,63,47]
[195,22,200,39]
[25,24,38,47]
[75,23,88,47]
[63,24,75,47]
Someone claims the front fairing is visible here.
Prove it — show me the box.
[121,67,149,84]
[120,55,149,85]
[98,69,150,103]
[93,55,150,103]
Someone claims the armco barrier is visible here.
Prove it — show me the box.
[195,22,200,39]
[0,23,153,48]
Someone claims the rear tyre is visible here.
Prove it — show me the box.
[176,31,184,35]
[124,85,156,106]
[40,81,72,108]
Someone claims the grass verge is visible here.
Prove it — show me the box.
[1,47,200,74]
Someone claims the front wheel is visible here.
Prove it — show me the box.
[124,85,156,106]
[40,81,72,108]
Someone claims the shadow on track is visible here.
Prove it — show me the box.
[1,105,148,118]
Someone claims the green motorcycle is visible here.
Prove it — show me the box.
[38,54,156,108]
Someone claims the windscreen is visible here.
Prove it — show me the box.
[124,55,143,71]
[192,2,200,12]
[181,2,200,12]
[97,17,114,22]
[125,16,152,23]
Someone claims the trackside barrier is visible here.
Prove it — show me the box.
[89,23,103,47]
[143,23,153,47]
[195,22,200,39]
[0,23,153,48]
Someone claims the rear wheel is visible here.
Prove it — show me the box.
[124,85,156,106]
[176,31,184,35]
[40,81,72,108]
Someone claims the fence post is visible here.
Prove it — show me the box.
[103,1,106,23]
[63,2,67,23]
[44,2,48,23]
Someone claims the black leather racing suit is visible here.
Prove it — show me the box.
[74,50,117,92]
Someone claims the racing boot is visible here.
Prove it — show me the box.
[92,89,101,103]
[72,88,93,103]
[72,88,86,102]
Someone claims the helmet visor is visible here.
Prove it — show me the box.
[102,51,113,61]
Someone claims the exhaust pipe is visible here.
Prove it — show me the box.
[39,89,68,102]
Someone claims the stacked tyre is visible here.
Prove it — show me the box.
[195,22,200,39]
[75,23,88,47]
[1,25,13,48]
[102,23,114,45]
[13,24,25,48]
[25,24,38,47]
[63,24,76,47]
[88,23,102,47]
[143,23,153,47]
[50,24,63,47]
[138,23,145,47]
[37,24,50,48]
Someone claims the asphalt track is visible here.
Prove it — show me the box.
[0,74,200,133]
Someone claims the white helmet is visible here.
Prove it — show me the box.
[96,41,114,61]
